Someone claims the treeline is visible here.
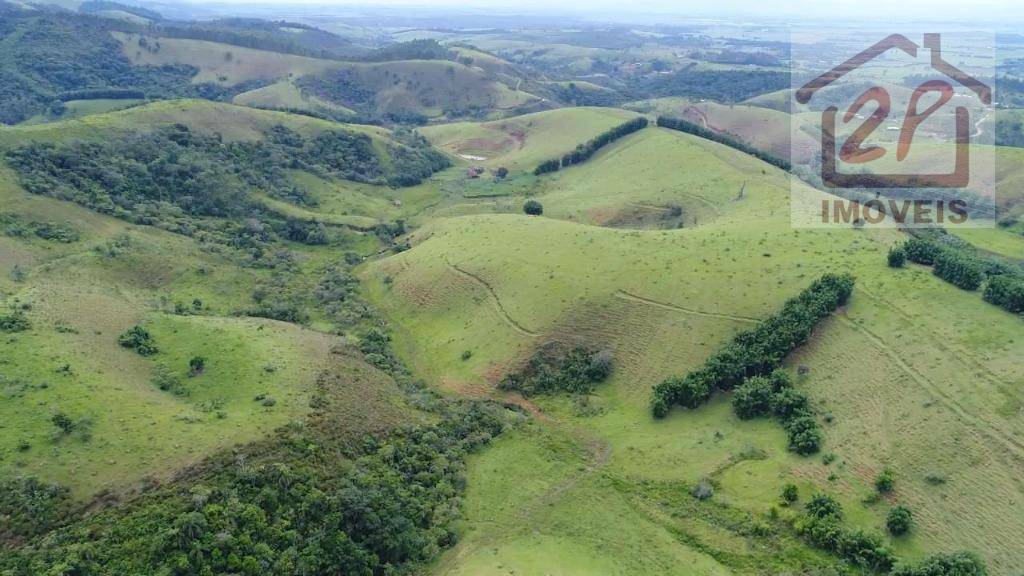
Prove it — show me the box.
[656,115,792,171]
[634,68,790,104]
[652,273,854,454]
[889,233,1024,316]
[533,117,648,175]
[652,273,853,417]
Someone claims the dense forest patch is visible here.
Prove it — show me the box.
[0,7,252,124]
[4,122,447,250]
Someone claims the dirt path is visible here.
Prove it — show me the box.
[447,260,539,337]
[616,289,761,324]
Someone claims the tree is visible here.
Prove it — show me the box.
[495,167,508,179]
[886,505,913,536]
[875,468,895,493]
[732,375,775,419]
[523,200,543,216]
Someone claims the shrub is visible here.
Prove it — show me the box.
[806,494,843,520]
[875,468,895,493]
[189,356,206,376]
[0,310,31,333]
[983,274,1024,314]
[782,483,799,503]
[888,246,906,267]
[692,479,714,500]
[152,362,186,395]
[932,251,984,291]
[887,505,913,535]
[784,414,822,455]
[523,200,543,216]
[902,237,942,265]
[118,325,158,356]
[770,387,811,419]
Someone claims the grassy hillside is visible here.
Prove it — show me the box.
[0,99,459,502]
[114,31,342,85]
[296,59,541,120]
[420,107,640,173]
[232,79,356,116]
[362,129,1024,574]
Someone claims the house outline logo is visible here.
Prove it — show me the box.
[796,33,991,189]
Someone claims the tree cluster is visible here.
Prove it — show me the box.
[0,400,512,575]
[652,273,854,419]
[533,117,648,175]
[795,494,896,572]
[732,369,821,454]
[499,347,613,397]
[894,234,1024,315]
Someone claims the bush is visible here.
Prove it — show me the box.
[902,237,943,265]
[523,200,544,216]
[805,494,843,520]
[933,251,984,291]
[875,468,895,493]
[887,505,913,535]
[188,355,206,376]
[888,246,906,267]
[0,310,31,333]
[782,483,799,503]
[983,274,1024,314]
[784,414,822,455]
[118,325,158,356]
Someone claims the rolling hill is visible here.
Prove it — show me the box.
[362,125,1024,574]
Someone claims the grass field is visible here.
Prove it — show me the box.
[233,80,356,116]
[363,125,1024,574]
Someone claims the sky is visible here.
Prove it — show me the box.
[182,0,1024,24]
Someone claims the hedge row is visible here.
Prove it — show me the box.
[655,115,792,171]
[893,235,1024,315]
[651,272,854,418]
[533,117,649,175]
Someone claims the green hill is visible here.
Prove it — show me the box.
[362,128,1024,574]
